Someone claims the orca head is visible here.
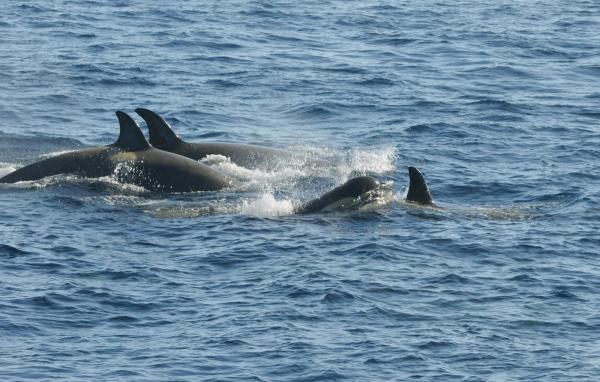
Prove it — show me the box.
[336,176,381,198]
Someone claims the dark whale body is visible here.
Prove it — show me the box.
[297,167,433,213]
[0,112,232,192]
[298,176,383,213]
[135,108,289,169]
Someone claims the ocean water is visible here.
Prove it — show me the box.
[1,1,599,381]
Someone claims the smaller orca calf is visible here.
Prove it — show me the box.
[298,166,433,213]
[297,176,389,214]
[135,108,290,169]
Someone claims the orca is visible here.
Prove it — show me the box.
[135,108,289,169]
[0,112,233,192]
[297,167,433,213]
[297,176,391,213]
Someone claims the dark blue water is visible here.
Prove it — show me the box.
[1,1,599,380]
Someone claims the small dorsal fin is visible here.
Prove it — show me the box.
[113,111,150,151]
[135,108,183,148]
[407,166,433,204]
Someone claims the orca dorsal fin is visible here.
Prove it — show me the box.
[406,166,433,205]
[135,108,184,148]
[113,111,150,151]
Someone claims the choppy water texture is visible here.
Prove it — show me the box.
[1,1,600,381]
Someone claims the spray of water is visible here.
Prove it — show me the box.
[0,163,17,178]
[238,194,296,217]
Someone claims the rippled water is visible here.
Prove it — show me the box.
[1,1,599,381]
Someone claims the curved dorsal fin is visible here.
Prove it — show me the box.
[113,111,150,151]
[135,108,184,148]
[407,166,433,205]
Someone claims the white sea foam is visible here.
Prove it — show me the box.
[239,194,295,217]
[285,145,397,179]
[346,146,396,175]
[0,163,17,178]
[200,155,301,187]
[200,146,396,193]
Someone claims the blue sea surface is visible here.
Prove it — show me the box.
[1,1,599,381]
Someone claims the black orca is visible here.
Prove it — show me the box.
[0,112,233,192]
[297,176,389,213]
[297,167,434,213]
[135,108,289,169]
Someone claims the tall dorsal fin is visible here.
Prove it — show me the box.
[135,108,184,148]
[406,166,433,205]
[113,111,150,151]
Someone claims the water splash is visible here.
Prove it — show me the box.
[238,193,295,217]
[0,163,17,178]
[200,146,396,193]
